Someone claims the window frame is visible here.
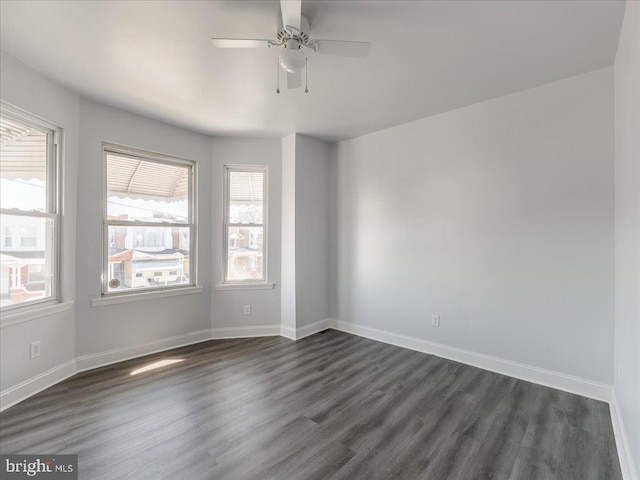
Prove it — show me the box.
[0,102,61,313]
[222,164,268,285]
[101,142,198,298]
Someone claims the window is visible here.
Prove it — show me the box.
[146,231,160,247]
[223,166,267,283]
[28,264,47,283]
[103,144,196,295]
[20,226,38,248]
[0,104,59,311]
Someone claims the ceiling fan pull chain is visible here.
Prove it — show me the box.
[276,57,281,94]
[305,57,309,93]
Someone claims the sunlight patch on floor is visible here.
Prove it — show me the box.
[130,359,185,376]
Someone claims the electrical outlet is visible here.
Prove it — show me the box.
[243,305,251,315]
[431,315,440,327]
[30,341,41,359]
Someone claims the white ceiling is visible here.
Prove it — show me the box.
[0,0,625,143]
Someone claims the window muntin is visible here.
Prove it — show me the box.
[223,166,267,283]
[0,107,59,311]
[103,145,196,295]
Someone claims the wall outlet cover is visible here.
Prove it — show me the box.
[30,341,41,358]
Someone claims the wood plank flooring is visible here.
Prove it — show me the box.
[0,330,622,479]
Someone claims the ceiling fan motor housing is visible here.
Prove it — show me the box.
[276,14,310,44]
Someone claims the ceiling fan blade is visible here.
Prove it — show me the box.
[287,72,302,89]
[280,0,301,32]
[211,38,273,49]
[312,40,371,58]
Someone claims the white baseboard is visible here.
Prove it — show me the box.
[280,318,332,341]
[1,324,287,411]
[76,329,213,372]
[0,359,76,412]
[75,325,281,372]
[211,324,281,339]
[1,314,627,480]
[611,390,639,480]
[329,319,612,402]
[76,325,280,372]
[280,325,296,340]
[295,318,332,340]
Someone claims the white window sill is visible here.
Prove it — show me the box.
[92,285,204,307]
[215,283,275,291]
[0,300,74,328]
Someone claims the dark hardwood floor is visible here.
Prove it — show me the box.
[0,330,621,479]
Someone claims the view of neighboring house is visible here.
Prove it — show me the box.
[0,123,52,308]
[103,149,194,293]
[107,215,190,290]
[227,225,263,280]
[1,138,265,301]
[225,168,266,282]
[0,215,50,306]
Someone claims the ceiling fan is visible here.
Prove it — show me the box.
[211,0,371,92]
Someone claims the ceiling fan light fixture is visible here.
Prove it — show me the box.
[210,1,371,90]
[279,42,306,73]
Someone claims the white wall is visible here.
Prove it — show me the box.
[211,136,282,329]
[295,135,331,328]
[614,1,640,477]
[280,134,331,334]
[0,51,78,392]
[331,67,615,384]
[281,134,296,332]
[75,99,212,357]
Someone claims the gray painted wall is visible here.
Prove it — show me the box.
[0,51,78,391]
[331,67,615,384]
[75,99,212,357]
[295,135,331,328]
[211,136,282,328]
[614,1,640,475]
